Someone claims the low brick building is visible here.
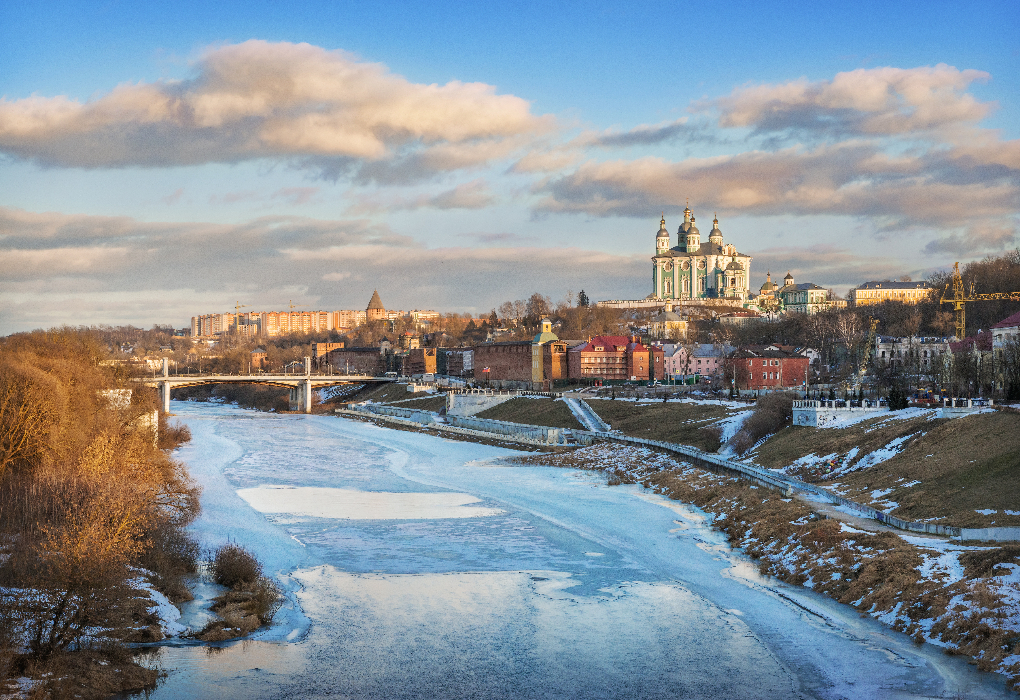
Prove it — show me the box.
[568,335,664,382]
[404,347,438,376]
[725,345,809,392]
[325,347,386,375]
[473,320,574,389]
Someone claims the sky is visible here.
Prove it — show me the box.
[1,0,1019,333]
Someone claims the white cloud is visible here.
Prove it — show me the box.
[705,64,992,138]
[0,40,553,180]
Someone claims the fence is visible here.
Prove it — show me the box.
[342,404,594,447]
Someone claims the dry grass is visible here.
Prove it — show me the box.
[475,398,584,430]
[355,383,417,404]
[752,410,1020,527]
[585,399,737,451]
[397,395,448,412]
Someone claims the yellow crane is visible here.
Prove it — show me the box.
[939,262,1020,340]
[233,301,251,334]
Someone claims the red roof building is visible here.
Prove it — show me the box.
[567,335,664,382]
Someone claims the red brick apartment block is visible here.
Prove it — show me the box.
[726,346,809,391]
[568,335,664,382]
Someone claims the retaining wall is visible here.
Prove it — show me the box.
[446,392,518,417]
[792,399,886,428]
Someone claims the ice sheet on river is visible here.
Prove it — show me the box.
[237,485,506,519]
[147,402,1015,700]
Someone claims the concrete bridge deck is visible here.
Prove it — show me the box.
[135,358,392,413]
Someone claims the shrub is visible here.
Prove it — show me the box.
[250,577,283,624]
[730,392,795,455]
[211,544,262,589]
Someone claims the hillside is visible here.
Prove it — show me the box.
[586,398,747,453]
[475,397,584,430]
[749,409,1020,528]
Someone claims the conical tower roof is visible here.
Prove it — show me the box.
[367,290,384,311]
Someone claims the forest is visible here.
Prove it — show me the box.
[0,329,199,697]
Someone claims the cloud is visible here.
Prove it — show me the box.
[456,231,538,245]
[0,40,553,179]
[922,221,1018,256]
[748,245,909,290]
[704,64,992,138]
[348,179,496,214]
[0,206,645,333]
[582,118,716,148]
[534,138,1020,229]
[273,187,319,205]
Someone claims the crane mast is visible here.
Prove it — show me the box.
[939,262,1020,339]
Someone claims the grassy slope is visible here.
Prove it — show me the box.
[397,395,448,412]
[586,399,737,452]
[355,382,418,403]
[475,398,584,430]
[753,410,1020,528]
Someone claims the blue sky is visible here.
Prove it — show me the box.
[1,0,1018,332]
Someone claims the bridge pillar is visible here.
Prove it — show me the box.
[161,380,171,414]
[162,357,169,378]
[303,378,313,413]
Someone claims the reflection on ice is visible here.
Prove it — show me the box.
[236,485,505,519]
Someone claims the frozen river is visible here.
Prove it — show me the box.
[140,402,1014,699]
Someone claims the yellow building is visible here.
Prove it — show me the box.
[853,281,931,306]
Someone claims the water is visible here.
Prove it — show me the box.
[137,402,1014,699]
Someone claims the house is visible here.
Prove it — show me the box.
[852,280,932,306]
[404,347,438,376]
[472,319,571,390]
[776,273,840,314]
[659,343,732,380]
[725,345,810,392]
[648,301,688,339]
[991,310,1020,350]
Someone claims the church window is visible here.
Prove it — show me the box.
[699,278,706,293]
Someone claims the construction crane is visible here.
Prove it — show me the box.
[288,299,306,310]
[232,301,251,335]
[939,262,1020,340]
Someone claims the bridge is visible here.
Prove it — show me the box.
[134,358,393,413]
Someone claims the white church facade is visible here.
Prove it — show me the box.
[651,207,752,304]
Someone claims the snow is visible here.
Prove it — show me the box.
[830,432,917,475]
[129,573,187,637]
[149,400,1019,700]
[236,485,506,520]
[976,509,998,515]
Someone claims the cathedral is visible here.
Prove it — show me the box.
[651,206,752,304]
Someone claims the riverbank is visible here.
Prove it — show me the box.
[506,442,1020,692]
